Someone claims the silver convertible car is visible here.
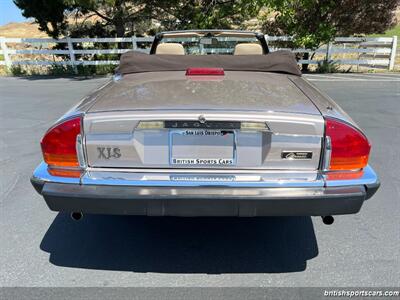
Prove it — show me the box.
[31,30,379,224]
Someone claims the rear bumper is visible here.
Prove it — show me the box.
[31,163,380,217]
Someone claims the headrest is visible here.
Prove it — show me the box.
[233,43,263,55]
[155,43,185,55]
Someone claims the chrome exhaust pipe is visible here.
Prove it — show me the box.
[70,212,83,221]
[322,215,334,225]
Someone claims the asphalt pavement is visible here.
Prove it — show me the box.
[0,73,399,289]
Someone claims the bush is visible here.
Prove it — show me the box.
[316,60,341,73]
[76,64,116,76]
[47,64,76,76]
[8,65,27,76]
[41,64,115,76]
[4,60,116,77]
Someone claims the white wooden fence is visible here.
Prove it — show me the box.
[0,35,397,70]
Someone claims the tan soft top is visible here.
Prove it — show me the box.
[116,51,302,76]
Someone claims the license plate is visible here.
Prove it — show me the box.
[170,129,236,166]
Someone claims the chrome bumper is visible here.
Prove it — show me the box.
[31,162,380,217]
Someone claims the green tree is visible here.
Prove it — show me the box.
[261,0,398,71]
[14,0,155,38]
[150,0,263,30]
[14,0,264,38]
[262,0,398,49]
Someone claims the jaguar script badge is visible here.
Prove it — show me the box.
[164,120,240,129]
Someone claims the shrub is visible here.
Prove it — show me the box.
[316,60,341,73]
[76,64,116,76]
[8,65,27,76]
[4,62,116,77]
[47,64,75,76]
[47,64,115,76]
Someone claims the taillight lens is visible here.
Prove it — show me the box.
[41,117,81,167]
[325,117,370,170]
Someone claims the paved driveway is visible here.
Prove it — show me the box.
[0,74,399,288]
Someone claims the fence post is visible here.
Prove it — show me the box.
[388,35,397,71]
[66,37,78,74]
[131,36,137,50]
[0,37,12,69]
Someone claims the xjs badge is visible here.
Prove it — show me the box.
[281,151,313,160]
[97,147,121,159]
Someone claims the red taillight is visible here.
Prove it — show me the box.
[325,117,370,170]
[41,117,81,167]
[185,68,225,76]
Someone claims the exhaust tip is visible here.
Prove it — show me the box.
[70,212,83,221]
[322,215,334,225]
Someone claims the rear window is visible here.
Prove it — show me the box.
[159,36,261,55]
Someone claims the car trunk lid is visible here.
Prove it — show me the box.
[87,71,320,115]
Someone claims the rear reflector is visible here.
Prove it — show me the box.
[326,170,364,181]
[185,68,225,76]
[41,116,81,167]
[325,117,370,170]
[48,168,82,178]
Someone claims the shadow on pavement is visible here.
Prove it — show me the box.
[40,214,318,274]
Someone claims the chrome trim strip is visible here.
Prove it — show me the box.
[324,165,379,187]
[32,161,379,190]
[323,136,331,171]
[76,134,87,168]
[85,111,324,125]
[85,167,319,174]
[81,173,324,188]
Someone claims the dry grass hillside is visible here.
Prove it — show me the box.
[0,13,103,38]
[0,21,49,38]
[0,22,50,75]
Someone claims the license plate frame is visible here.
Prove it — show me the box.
[169,129,237,166]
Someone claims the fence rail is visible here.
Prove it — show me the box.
[0,35,397,70]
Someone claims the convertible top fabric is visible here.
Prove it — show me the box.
[116,51,302,76]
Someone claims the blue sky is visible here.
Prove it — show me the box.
[0,0,28,25]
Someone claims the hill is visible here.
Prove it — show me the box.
[0,21,49,38]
